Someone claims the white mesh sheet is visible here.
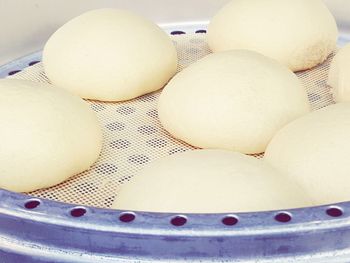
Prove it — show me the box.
[8,34,335,208]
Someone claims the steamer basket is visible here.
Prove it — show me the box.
[1,1,350,262]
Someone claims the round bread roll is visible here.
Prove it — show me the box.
[0,79,102,192]
[43,8,178,101]
[207,0,338,72]
[112,150,312,213]
[328,44,350,102]
[265,103,350,205]
[158,50,310,154]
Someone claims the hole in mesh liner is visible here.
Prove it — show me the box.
[95,163,118,175]
[275,212,292,223]
[24,200,41,209]
[137,125,157,135]
[110,139,130,149]
[74,182,98,192]
[128,155,150,165]
[104,196,115,206]
[44,192,59,200]
[326,207,343,217]
[222,216,239,226]
[91,104,106,112]
[147,138,168,148]
[169,148,187,155]
[119,212,136,223]
[28,61,40,66]
[316,79,327,87]
[70,207,86,217]
[8,70,21,76]
[186,48,202,54]
[195,29,207,34]
[147,109,158,118]
[106,122,125,131]
[171,30,186,35]
[171,216,187,226]
[308,93,322,102]
[118,176,132,184]
[190,38,205,44]
[116,106,136,115]
[138,93,157,102]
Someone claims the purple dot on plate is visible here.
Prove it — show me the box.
[171,31,186,35]
[28,61,40,66]
[222,216,238,226]
[24,200,41,209]
[326,207,343,217]
[8,70,21,76]
[70,207,87,217]
[275,212,292,223]
[171,216,187,226]
[119,212,136,223]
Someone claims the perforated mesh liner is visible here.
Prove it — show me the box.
[8,34,335,208]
